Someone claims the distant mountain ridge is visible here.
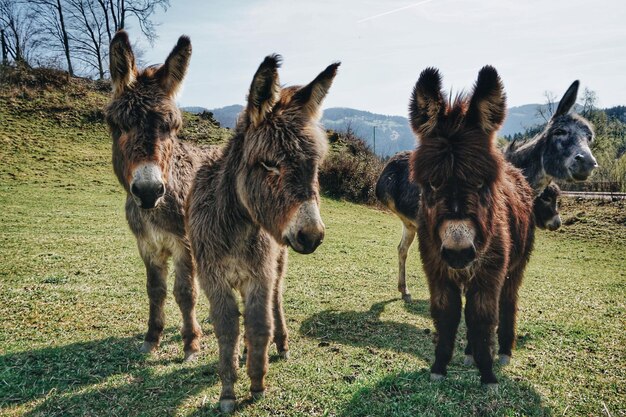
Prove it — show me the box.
[182,103,621,156]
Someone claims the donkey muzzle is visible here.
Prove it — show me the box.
[130,164,166,209]
[544,215,561,231]
[570,152,598,181]
[284,200,325,254]
[439,220,477,269]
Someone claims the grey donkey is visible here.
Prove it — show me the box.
[106,31,220,360]
[505,80,598,192]
[376,80,596,302]
[187,55,339,413]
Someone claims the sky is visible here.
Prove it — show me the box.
[136,0,626,116]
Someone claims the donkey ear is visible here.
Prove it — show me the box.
[293,62,341,120]
[246,54,282,127]
[466,65,507,133]
[109,30,137,96]
[409,67,445,136]
[156,35,192,96]
[554,80,579,117]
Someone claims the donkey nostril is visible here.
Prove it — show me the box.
[131,182,139,196]
[297,230,307,246]
[157,183,165,196]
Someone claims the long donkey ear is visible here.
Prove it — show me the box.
[554,80,579,117]
[156,35,192,96]
[246,54,282,127]
[409,67,445,137]
[466,65,507,133]
[110,30,136,96]
[293,62,341,120]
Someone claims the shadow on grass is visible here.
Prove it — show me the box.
[0,328,221,416]
[300,300,551,416]
[337,369,550,417]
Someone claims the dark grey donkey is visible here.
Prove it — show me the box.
[505,80,598,192]
[106,31,220,360]
[377,80,595,302]
[187,55,339,413]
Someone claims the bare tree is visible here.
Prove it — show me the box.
[30,0,74,75]
[579,87,597,119]
[0,0,41,65]
[66,0,108,78]
[97,0,169,46]
[536,90,558,123]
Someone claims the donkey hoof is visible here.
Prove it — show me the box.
[463,355,475,366]
[183,351,199,362]
[430,373,445,382]
[279,350,290,360]
[402,293,413,303]
[483,383,499,394]
[139,341,158,354]
[219,399,236,413]
[251,390,266,400]
[498,354,511,366]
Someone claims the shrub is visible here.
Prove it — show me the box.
[319,129,383,205]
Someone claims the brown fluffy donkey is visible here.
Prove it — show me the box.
[106,31,220,361]
[409,66,534,388]
[187,55,339,412]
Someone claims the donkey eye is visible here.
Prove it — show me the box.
[477,182,484,190]
[554,128,566,136]
[260,161,280,175]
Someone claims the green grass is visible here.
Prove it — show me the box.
[1,79,625,416]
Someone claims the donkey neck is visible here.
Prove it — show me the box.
[505,134,551,192]
[212,133,256,227]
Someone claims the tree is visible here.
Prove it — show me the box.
[30,0,74,75]
[579,87,597,119]
[66,0,108,78]
[0,0,41,65]
[97,0,169,46]
[536,90,557,123]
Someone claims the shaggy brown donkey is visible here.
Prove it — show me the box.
[106,31,220,360]
[409,66,534,388]
[187,55,339,412]
[376,154,561,301]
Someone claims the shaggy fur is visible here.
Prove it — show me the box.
[186,55,339,413]
[409,66,534,387]
[376,153,560,300]
[505,80,598,192]
[106,31,220,360]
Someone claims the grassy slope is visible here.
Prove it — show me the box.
[0,79,625,417]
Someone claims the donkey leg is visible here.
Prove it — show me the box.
[498,270,523,366]
[397,223,416,302]
[207,283,241,413]
[173,246,202,362]
[243,279,273,398]
[272,248,289,359]
[429,281,462,380]
[139,245,168,354]
[465,285,499,387]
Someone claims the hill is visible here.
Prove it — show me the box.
[195,104,558,157]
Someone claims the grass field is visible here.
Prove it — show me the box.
[1,80,625,416]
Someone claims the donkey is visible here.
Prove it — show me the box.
[187,55,339,413]
[409,66,535,388]
[505,80,598,192]
[106,31,219,361]
[533,182,561,231]
[376,155,561,301]
[377,80,592,301]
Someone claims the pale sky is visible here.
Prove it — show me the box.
[138,0,626,116]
